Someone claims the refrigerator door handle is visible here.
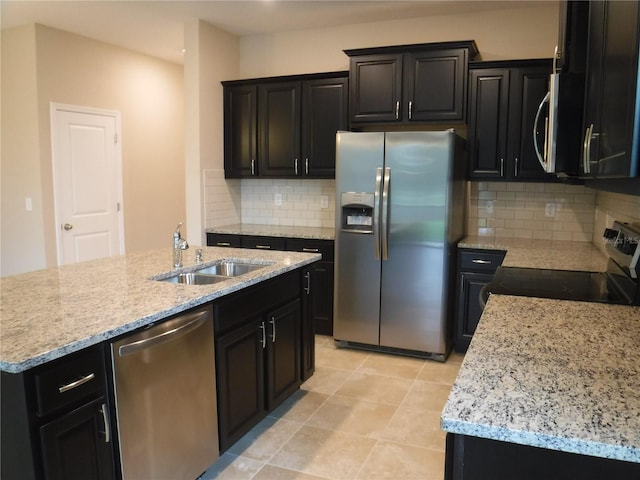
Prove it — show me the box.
[381,167,391,261]
[373,167,383,260]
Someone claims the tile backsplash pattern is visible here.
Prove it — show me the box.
[203,169,241,227]
[467,181,597,242]
[240,178,336,228]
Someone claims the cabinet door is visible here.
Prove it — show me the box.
[508,65,554,180]
[224,84,258,178]
[258,82,301,177]
[301,77,348,178]
[40,398,114,480]
[216,320,266,451]
[405,49,467,122]
[266,299,301,409]
[591,1,640,178]
[306,261,334,337]
[455,272,493,353]
[301,270,315,382]
[468,68,510,179]
[349,53,403,123]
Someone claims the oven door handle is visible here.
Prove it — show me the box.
[479,282,491,310]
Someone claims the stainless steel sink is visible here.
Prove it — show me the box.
[154,260,272,285]
[160,273,227,285]
[194,262,267,277]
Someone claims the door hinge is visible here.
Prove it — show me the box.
[117,202,121,212]
[114,133,118,144]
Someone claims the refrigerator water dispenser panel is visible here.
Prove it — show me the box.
[341,192,374,233]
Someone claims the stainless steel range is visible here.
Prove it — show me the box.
[485,221,640,306]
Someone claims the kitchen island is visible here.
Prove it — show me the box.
[441,294,640,478]
[0,246,319,372]
[1,246,320,480]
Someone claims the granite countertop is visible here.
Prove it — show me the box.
[441,294,640,463]
[459,235,609,271]
[206,224,335,241]
[0,246,320,373]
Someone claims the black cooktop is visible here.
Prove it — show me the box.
[487,267,628,305]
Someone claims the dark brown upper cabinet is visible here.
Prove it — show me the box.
[223,72,348,179]
[468,59,556,181]
[344,41,478,126]
[580,0,639,179]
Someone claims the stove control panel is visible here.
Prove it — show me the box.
[604,221,640,277]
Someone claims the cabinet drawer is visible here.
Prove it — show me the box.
[286,238,334,261]
[207,233,242,248]
[459,249,506,272]
[241,235,286,251]
[214,271,300,335]
[33,346,106,417]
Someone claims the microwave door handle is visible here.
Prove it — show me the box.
[533,90,550,171]
[381,167,390,261]
[373,167,383,260]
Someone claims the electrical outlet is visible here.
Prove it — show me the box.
[320,195,329,209]
[545,203,556,218]
[274,193,282,206]
[486,200,494,215]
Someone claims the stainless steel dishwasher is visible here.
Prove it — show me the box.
[111,306,219,480]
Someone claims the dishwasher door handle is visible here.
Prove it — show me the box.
[118,310,209,357]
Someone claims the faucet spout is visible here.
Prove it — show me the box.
[173,222,189,268]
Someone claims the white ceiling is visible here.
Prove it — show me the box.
[1,0,543,64]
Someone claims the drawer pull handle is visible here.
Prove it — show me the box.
[58,373,95,393]
[216,242,231,247]
[472,259,492,264]
[302,248,320,253]
[255,245,271,249]
[270,317,276,343]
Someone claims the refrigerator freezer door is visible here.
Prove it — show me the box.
[379,131,454,354]
[334,132,385,345]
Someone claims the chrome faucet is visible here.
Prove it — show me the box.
[173,222,189,268]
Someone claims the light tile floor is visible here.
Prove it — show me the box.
[201,335,464,480]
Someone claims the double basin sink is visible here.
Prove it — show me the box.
[156,261,271,285]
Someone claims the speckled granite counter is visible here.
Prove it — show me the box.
[459,235,608,271]
[0,247,320,373]
[205,224,335,240]
[442,294,640,463]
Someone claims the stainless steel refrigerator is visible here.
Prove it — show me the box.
[333,130,465,360]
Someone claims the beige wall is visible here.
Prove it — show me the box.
[1,24,185,275]
[205,2,560,231]
[1,25,46,275]
[237,3,559,78]
[184,20,241,244]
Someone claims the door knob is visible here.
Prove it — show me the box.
[63,223,73,230]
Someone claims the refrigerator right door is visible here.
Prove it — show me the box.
[379,131,454,354]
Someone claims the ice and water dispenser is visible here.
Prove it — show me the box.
[340,192,375,233]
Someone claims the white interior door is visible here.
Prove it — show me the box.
[51,104,124,265]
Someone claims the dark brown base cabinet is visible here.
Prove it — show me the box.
[207,232,335,336]
[455,249,505,353]
[445,434,640,480]
[214,270,312,452]
[1,346,116,480]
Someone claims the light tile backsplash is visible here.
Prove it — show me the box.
[240,178,336,228]
[203,169,241,227]
[467,181,597,242]
[205,171,639,246]
[204,177,337,228]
